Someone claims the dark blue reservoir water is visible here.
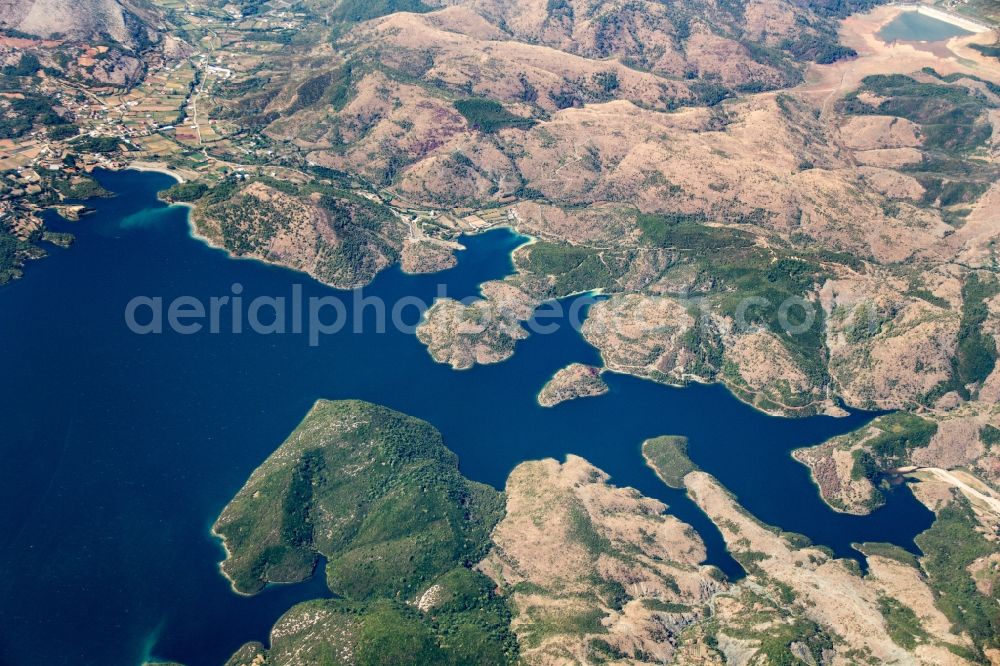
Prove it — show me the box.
[0,170,933,666]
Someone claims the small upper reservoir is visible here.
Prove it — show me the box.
[878,10,974,42]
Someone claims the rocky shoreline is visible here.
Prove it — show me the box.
[536,363,608,407]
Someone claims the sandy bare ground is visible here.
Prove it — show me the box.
[128,160,198,182]
[902,466,1000,515]
[794,5,1000,118]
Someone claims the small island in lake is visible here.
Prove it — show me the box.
[537,363,609,407]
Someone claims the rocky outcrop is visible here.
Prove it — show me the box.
[582,293,700,384]
[192,182,408,289]
[823,275,960,412]
[536,363,608,407]
[479,455,723,665]
[400,238,458,274]
[793,434,885,515]
[685,471,977,665]
[720,328,837,416]
[416,280,536,369]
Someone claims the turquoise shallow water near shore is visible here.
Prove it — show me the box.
[0,170,933,666]
[878,11,972,42]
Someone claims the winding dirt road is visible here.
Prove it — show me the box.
[899,466,1000,515]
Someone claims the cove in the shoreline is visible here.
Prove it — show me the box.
[0,169,934,666]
